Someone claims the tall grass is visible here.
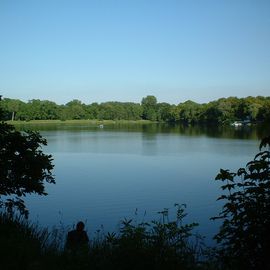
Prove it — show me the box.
[0,204,210,270]
[0,212,66,270]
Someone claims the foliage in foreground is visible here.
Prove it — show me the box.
[0,122,55,217]
[212,136,270,270]
[0,212,66,270]
[0,205,207,270]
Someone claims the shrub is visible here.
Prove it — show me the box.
[212,136,270,270]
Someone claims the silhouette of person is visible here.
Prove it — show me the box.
[65,221,89,253]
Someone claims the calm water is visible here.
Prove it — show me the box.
[22,123,267,244]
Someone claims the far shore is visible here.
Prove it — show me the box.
[6,119,155,125]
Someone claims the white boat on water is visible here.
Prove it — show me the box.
[231,121,243,127]
[231,119,252,127]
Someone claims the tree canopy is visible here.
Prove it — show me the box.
[0,121,55,217]
[0,95,270,124]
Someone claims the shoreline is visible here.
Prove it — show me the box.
[6,119,155,125]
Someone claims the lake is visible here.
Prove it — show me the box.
[21,122,267,245]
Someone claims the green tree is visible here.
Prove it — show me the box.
[0,122,55,217]
[40,100,60,120]
[156,102,173,122]
[203,104,222,123]
[215,97,238,123]
[98,102,124,120]
[65,99,86,119]
[27,99,45,120]
[212,136,270,270]
[178,100,202,124]
[168,105,181,122]
[257,100,270,121]
[234,98,250,120]
[141,95,158,121]
[123,102,142,120]
[85,102,99,119]
[0,98,25,121]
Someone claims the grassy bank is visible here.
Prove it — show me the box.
[0,205,213,270]
[6,119,154,125]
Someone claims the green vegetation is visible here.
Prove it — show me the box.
[0,122,55,217]
[1,95,270,124]
[0,213,63,270]
[211,136,270,270]
[0,205,207,270]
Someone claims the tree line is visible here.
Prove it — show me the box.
[1,95,270,124]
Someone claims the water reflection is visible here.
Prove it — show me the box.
[17,122,268,245]
[141,125,158,156]
[15,122,269,140]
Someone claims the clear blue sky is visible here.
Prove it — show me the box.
[0,0,269,105]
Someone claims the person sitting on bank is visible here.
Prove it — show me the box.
[65,221,89,253]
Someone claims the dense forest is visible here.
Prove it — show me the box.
[1,95,270,124]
